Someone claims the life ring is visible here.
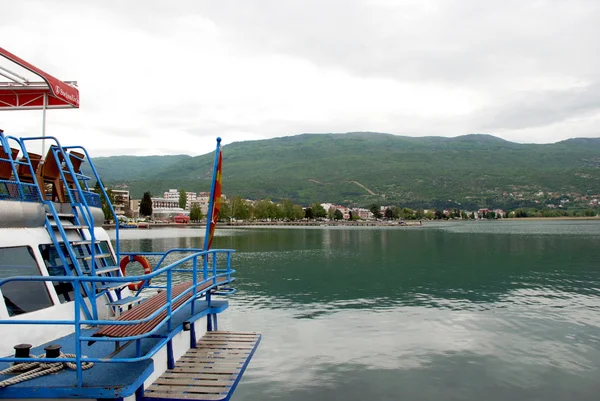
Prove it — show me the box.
[120,255,152,291]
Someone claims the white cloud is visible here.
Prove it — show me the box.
[1,0,598,156]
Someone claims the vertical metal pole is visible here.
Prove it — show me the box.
[167,270,172,331]
[192,256,198,315]
[227,252,231,281]
[166,340,174,369]
[74,282,83,387]
[207,292,213,332]
[42,93,47,156]
[190,321,197,348]
[212,251,217,284]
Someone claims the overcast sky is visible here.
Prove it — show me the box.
[1,0,599,156]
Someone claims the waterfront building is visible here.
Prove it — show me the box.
[163,189,198,210]
[151,197,188,221]
[110,189,129,217]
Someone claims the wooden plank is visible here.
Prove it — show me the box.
[177,355,246,363]
[170,368,241,374]
[197,338,257,342]
[180,354,246,361]
[195,344,254,350]
[162,372,238,380]
[186,353,249,360]
[147,387,229,395]
[185,353,249,360]
[151,383,231,390]
[203,332,259,336]
[202,333,258,341]
[177,360,244,367]
[196,341,255,347]
[198,337,259,342]
[178,358,245,365]
[145,390,226,400]
[154,378,235,387]
[196,339,256,345]
[188,349,251,355]
[149,383,230,392]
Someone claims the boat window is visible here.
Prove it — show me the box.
[99,241,112,255]
[40,244,89,304]
[0,246,54,316]
[39,242,115,304]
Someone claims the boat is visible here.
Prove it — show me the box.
[0,47,260,401]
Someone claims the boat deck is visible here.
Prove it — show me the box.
[144,332,261,401]
[0,299,228,399]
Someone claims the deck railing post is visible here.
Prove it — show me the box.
[167,269,173,332]
[74,282,83,387]
[206,292,213,332]
[192,256,198,315]
[203,253,208,281]
[227,252,232,281]
[212,251,217,285]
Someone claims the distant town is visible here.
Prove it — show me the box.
[105,187,600,224]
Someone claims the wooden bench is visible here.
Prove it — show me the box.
[93,278,226,339]
[0,147,19,180]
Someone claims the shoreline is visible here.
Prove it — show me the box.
[103,220,424,229]
[102,216,599,230]
[502,216,600,221]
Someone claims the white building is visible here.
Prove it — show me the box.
[352,208,370,220]
[110,189,129,217]
[192,192,211,215]
[151,197,187,221]
[163,189,198,210]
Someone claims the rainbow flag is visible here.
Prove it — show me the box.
[204,138,222,251]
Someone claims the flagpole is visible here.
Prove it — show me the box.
[203,137,222,251]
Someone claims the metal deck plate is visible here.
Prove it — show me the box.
[145,331,261,401]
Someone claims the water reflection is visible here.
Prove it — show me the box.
[111,222,600,401]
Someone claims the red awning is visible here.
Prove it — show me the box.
[0,47,79,110]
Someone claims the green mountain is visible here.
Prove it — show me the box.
[90,133,600,209]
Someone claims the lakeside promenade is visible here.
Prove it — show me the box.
[103,220,424,229]
[102,216,599,230]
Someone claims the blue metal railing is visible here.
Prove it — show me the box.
[63,145,121,262]
[68,189,102,208]
[0,181,41,202]
[11,137,99,319]
[0,133,44,203]
[0,248,235,388]
[12,136,123,319]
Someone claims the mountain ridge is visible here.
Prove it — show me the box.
[90,133,600,209]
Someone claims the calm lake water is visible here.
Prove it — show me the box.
[114,220,600,401]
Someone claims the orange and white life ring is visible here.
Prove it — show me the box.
[120,255,152,291]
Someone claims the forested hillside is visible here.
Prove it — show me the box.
[91,133,600,209]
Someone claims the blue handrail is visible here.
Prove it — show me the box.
[15,136,99,319]
[0,134,43,202]
[63,145,121,262]
[12,136,128,319]
[0,248,236,387]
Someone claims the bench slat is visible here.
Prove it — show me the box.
[93,278,226,338]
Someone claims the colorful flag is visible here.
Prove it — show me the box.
[205,143,222,250]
